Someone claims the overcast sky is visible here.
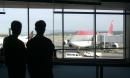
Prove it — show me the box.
[0,8,123,35]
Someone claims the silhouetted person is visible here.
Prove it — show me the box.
[3,21,26,78]
[26,20,55,78]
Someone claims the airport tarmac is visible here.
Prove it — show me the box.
[56,49,123,59]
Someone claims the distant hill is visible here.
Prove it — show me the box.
[46,31,123,36]
[0,34,8,37]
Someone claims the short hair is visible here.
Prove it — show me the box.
[35,20,46,34]
[35,20,46,29]
[11,21,22,31]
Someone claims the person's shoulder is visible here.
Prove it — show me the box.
[3,36,11,41]
[44,36,52,42]
[4,35,10,39]
[26,37,35,44]
[18,39,25,44]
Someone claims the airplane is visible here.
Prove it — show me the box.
[65,20,114,48]
[64,20,119,56]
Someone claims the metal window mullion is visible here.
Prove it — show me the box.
[124,10,126,59]
[52,8,55,43]
[94,7,96,59]
[62,8,65,58]
[54,11,128,15]
[27,4,30,41]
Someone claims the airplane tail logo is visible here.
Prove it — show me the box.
[107,20,114,36]
[75,31,93,35]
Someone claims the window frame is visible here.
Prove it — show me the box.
[53,8,130,66]
[0,5,130,66]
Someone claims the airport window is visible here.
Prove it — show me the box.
[29,9,53,39]
[54,9,95,59]
[54,9,125,60]
[0,8,28,62]
[53,11,62,47]
[0,8,28,46]
[96,13,123,59]
[0,7,127,63]
[64,12,94,59]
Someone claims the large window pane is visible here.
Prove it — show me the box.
[63,10,94,59]
[0,8,28,47]
[53,13,63,58]
[96,12,124,59]
[29,9,53,37]
[0,7,125,60]
[29,8,59,58]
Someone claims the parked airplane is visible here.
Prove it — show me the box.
[65,20,113,47]
[64,20,119,55]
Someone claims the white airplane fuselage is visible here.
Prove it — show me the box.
[69,40,92,48]
[68,34,94,48]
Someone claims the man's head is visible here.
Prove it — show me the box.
[35,20,46,35]
[11,21,22,36]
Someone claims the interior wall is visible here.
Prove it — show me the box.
[1,64,130,78]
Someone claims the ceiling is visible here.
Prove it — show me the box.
[0,0,130,10]
[6,0,130,3]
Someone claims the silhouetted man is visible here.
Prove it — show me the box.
[26,20,55,78]
[3,21,26,78]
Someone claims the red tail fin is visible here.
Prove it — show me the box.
[107,20,114,35]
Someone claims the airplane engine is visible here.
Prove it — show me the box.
[63,40,68,45]
[112,43,119,48]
